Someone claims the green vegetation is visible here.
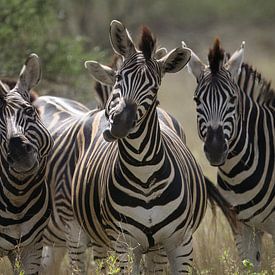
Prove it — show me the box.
[0,0,106,85]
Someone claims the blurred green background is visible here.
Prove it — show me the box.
[1,1,275,273]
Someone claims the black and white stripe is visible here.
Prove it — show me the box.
[70,21,235,274]
[187,39,275,271]
[0,54,53,275]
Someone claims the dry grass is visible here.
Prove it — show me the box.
[0,209,273,274]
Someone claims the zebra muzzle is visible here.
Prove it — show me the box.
[103,128,118,142]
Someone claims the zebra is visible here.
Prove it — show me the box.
[186,38,275,271]
[0,54,53,274]
[69,20,236,274]
[35,48,189,275]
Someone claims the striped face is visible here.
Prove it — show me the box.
[187,39,244,166]
[0,54,53,179]
[104,52,161,141]
[0,89,53,179]
[86,21,191,143]
[194,68,240,165]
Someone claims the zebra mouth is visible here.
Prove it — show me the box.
[9,155,39,178]
[10,163,39,178]
[103,128,118,142]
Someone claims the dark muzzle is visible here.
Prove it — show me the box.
[103,100,137,142]
[7,134,39,174]
[204,126,228,166]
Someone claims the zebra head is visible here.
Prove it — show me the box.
[85,20,191,142]
[0,54,53,179]
[186,39,244,166]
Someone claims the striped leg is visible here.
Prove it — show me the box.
[109,240,142,274]
[145,248,168,274]
[272,236,275,271]
[8,238,43,275]
[234,223,263,272]
[40,246,66,275]
[65,220,89,274]
[164,231,193,274]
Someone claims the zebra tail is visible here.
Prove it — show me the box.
[204,176,239,233]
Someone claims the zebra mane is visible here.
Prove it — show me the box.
[138,26,156,60]
[208,38,225,74]
[238,63,275,106]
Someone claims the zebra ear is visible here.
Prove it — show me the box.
[17,53,41,92]
[159,47,191,74]
[85,61,115,86]
[182,42,206,80]
[0,81,9,97]
[225,41,245,80]
[109,20,136,58]
[154,47,168,60]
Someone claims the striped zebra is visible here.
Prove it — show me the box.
[35,47,188,275]
[69,20,236,274]
[0,54,53,274]
[186,39,275,271]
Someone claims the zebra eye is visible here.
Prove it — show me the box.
[193,96,200,105]
[229,96,237,104]
[24,106,34,116]
[0,97,5,108]
[115,74,122,82]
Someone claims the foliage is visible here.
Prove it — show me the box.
[0,0,106,84]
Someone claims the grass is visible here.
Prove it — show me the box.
[1,208,273,274]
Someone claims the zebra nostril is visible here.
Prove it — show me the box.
[7,154,14,164]
[25,144,33,153]
[223,143,228,152]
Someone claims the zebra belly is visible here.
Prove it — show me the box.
[102,190,191,252]
[217,186,275,231]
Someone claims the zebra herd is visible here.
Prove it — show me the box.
[0,20,274,274]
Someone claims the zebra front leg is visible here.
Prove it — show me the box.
[110,239,142,274]
[234,223,263,272]
[145,248,168,274]
[164,231,193,274]
[40,246,66,275]
[8,238,43,275]
[65,220,89,274]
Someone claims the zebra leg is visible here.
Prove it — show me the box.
[8,238,43,275]
[40,246,66,275]
[234,223,263,271]
[164,231,193,274]
[110,239,142,274]
[145,248,168,274]
[65,220,89,274]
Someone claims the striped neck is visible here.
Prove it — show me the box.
[0,156,47,205]
[117,100,166,184]
[118,100,161,161]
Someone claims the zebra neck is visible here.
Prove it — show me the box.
[0,158,47,206]
[118,103,166,182]
[219,93,259,177]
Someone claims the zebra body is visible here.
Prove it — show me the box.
[35,51,186,274]
[72,20,210,274]
[35,94,188,273]
[187,39,275,270]
[0,55,53,274]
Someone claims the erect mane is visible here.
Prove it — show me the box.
[238,63,275,106]
[138,26,156,60]
[208,38,225,74]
